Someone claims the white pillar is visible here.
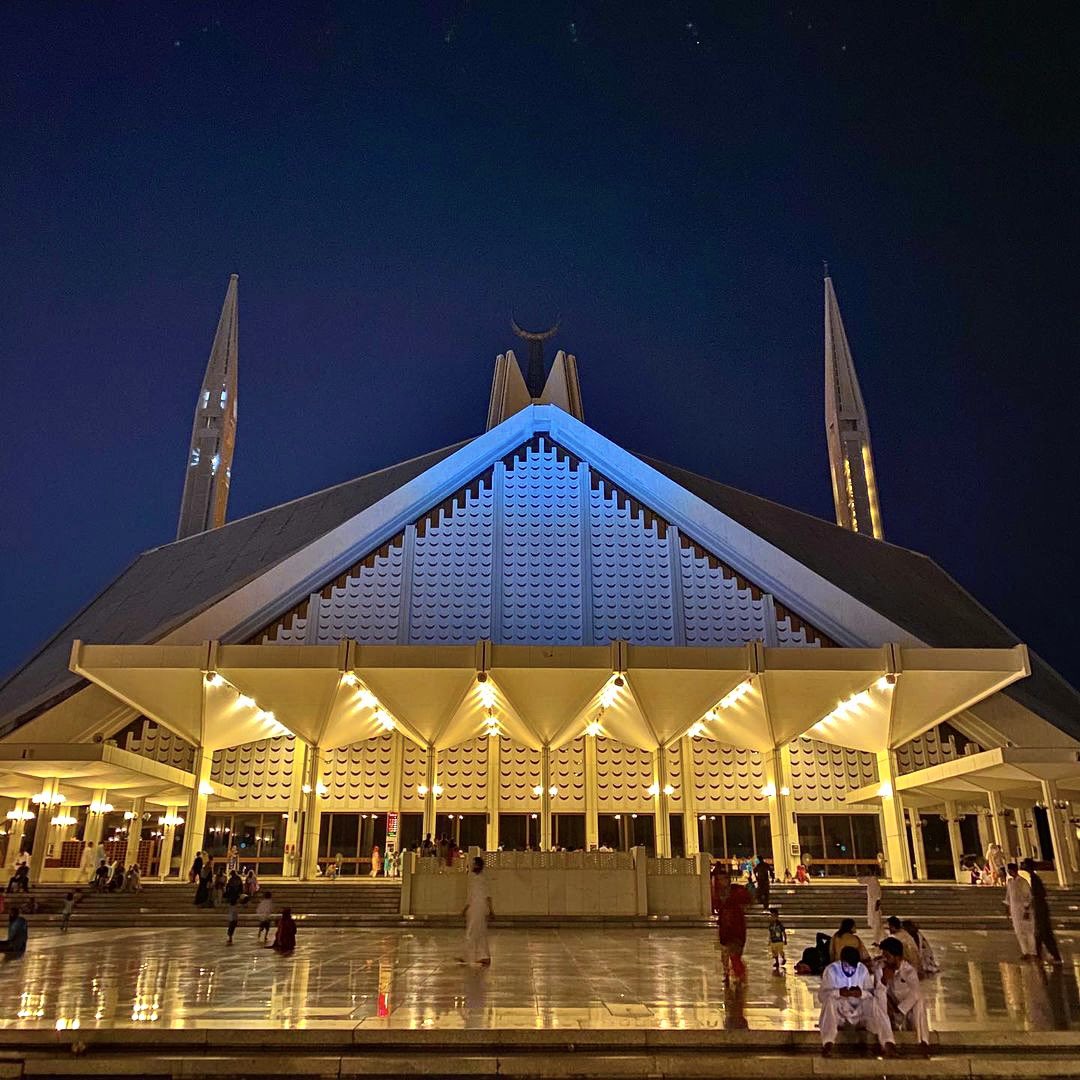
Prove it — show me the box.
[584,735,599,850]
[766,748,793,877]
[486,735,500,852]
[680,736,700,858]
[301,745,323,879]
[179,746,212,876]
[6,798,30,862]
[28,779,61,884]
[654,746,671,858]
[908,808,927,881]
[283,742,309,878]
[158,805,180,880]
[987,790,1010,857]
[1040,780,1074,887]
[83,789,108,849]
[122,797,145,870]
[540,745,553,851]
[875,751,911,883]
[421,750,437,841]
[944,801,965,883]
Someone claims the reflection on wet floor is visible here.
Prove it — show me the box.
[2,925,1078,1031]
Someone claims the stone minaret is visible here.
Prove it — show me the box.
[177,275,238,541]
[824,271,884,539]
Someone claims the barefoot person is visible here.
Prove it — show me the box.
[711,865,751,982]
[1005,862,1037,959]
[462,856,493,966]
[875,936,931,1056]
[819,945,894,1057]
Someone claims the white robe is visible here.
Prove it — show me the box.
[1005,874,1036,956]
[875,959,930,1042]
[818,961,893,1045]
[464,871,492,964]
[858,876,884,942]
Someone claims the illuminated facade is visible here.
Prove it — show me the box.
[1,300,1078,889]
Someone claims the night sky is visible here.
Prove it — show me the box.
[2,4,1078,688]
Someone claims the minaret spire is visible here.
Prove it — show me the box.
[824,270,885,539]
[177,275,238,541]
[511,317,559,397]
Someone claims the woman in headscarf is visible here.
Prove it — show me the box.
[270,907,297,953]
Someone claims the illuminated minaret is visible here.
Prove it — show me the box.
[177,275,238,540]
[824,270,884,539]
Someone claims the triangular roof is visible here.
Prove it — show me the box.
[3,405,1078,743]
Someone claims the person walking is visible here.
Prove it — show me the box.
[818,945,894,1058]
[711,865,751,982]
[1005,862,1037,959]
[753,857,772,910]
[1022,858,1063,964]
[857,869,884,944]
[255,890,273,943]
[986,842,1007,884]
[461,856,493,966]
[875,937,931,1056]
[829,918,871,964]
[189,850,203,885]
[79,842,96,883]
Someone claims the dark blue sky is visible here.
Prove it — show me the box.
[2,3,1078,686]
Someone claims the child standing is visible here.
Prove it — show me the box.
[767,907,787,975]
[255,890,273,943]
[60,892,75,933]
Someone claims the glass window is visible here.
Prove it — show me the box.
[725,815,754,862]
[498,813,528,851]
[553,814,585,851]
[669,815,685,858]
[398,813,423,852]
[627,813,655,856]
[697,816,722,858]
[597,814,622,851]
[798,815,824,863]
[850,814,882,866]
[752,815,774,861]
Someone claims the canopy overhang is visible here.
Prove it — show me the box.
[0,742,238,807]
[845,746,1080,809]
[69,639,1030,755]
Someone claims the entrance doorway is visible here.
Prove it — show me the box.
[920,815,955,879]
[597,813,655,854]
[435,813,486,850]
[317,813,388,875]
[498,813,541,850]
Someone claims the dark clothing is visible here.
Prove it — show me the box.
[798,933,832,975]
[711,880,751,947]
[224,875,244,905]
[1030,871,1063,964]
[5,867,29,894]
[271,912,297,953]
[0,916,28,956]
[189,856,203,883]
[193,866,213,906]
[753,862,772,908]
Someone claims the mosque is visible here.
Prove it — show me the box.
[1,274,1078,889]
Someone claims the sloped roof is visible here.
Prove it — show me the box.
[0,441,469,732]
[641,456,1080,740]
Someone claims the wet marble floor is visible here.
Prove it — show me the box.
[2,924,1078,1032]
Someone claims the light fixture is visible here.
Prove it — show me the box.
[342,672,358,687]
[477,682,497,709]
[123,810,136,820]
[236,694,255,709]
[432,784,443,797]
[258,709,276,724]
[662,784,675,796]
[585,720,603,738]
[417,784,428,797]
[205,672,224,687]
[476,671,488,683]
[50,814,78,828]
[315,782,329,796]
[612,675,625,688]
[532,785,544,796]
[375,709,395,732]
[688,720,707,738]
[356,688,377,709]
[600,682,620,708]
[198,781,214,796]
[779,786,790,797]
[717,681,752,710]
[548,786,558,797]
[647,783,660,797]
[89,801,114,814]
[31,791,66,806]
[302,783,312,795]
[158,814,184,827]
[760,783,777,798]
[6,810,34,822]
[878,781,893,798]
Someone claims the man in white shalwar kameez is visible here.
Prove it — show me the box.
[819,945,895,1056]
[857,871,884,945]
[875,937,931,1055]
[1005,862,1036,958]
[462,856,493,966]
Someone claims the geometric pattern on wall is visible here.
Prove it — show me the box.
[590,473,674,644]
[410,475,493,643]
[501,438,584,644]
[679,538,767,645]
[316,540,405,644]
[775,603,833,648]
[122,718,196,773]
[895,724,975,776]
[212,736,295,803]
[499,740,542,807]
[551,738,585,809]
[400,738,428,810]
[595,739,653,810]
[664,739,684,807]
[690,741,768,809]
[787,738,876,811]
[436,737,488,806]
[320,734,394,807]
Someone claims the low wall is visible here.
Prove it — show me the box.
[403,849,710,918]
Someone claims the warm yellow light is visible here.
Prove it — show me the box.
[878,781,893,798]
[123,810,136,820]
[717,681,752,710]
[198,781,214,796]
[31,791,66,806]
[688,721,707,738]
[548,786,558,798]
[532,785,544,796]
[431,784,443,797]
[302,783,312,795]
[760,783,777,798]
[50,814,78,827]
[477,682,497,709]
[375,709,395,731]
[236,694,255,709]
[779,786,790,797]
[5,810,34,822]
[600,681,620,708]
[356,688,378,709]
[205,673,224,687]
[663,784,675,796]
[90,801,114,814]
[585,720,603,737]
[342,672,358,687]
[647,782,660,797]
[417,785,428,797]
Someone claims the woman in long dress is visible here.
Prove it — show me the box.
[462,856,493,965]
[271,907,297,953]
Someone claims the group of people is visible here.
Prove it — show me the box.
[189,851,260,907]
[322,843,401,879]
[419,835,461,866]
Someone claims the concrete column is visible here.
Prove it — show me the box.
[28,779,61,884]
[654,746,671,858]
[875,750,911,883]
[301,745,323,879]
[944,801,966,882]
[584,735,599,850]
[976,806,992,854]
[6,798,30,861]
[540,746,552,851]
[122,797,145,870]
[680,736,700,858]
[908,808,927,881]
[158,805,179,880]
[1040,780,1074,887]
[766,748,793,877]
[486,734,500,852]
[283,742,309,878]
[421,750,437,840]
[987,791,1010,857]
[83,789,108,848]
[179,746,212,875]
[1013,805,1034,859]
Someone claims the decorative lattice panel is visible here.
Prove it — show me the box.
[590,474,675,644]
[551,738,586,809]
[895,725,972,775]
[319,735,395,807]
[400,739,428,810]
[436,737,488,807]
[499,741,542,807]
[787,738,876,810]
[123,719,196,772]
[409,475,494,642]
[500,438,584,644]
[310,540,405,643]
[259,596,311,644]
[595,739,654,810]
[774,603,834,648]
[690,741,768,809]
[211,736,296,803]
[679,538,768,645]
[664,740,685,807]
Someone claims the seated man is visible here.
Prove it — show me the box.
[5,864,29,894]
[875,936,931,1056]
[0,907,28,957]
[819,945,895,1057]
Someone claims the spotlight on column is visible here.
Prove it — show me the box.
[663,784,675,796]
[548,786,558,797]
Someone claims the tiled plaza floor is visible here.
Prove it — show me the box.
[2,923,1078,1032]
